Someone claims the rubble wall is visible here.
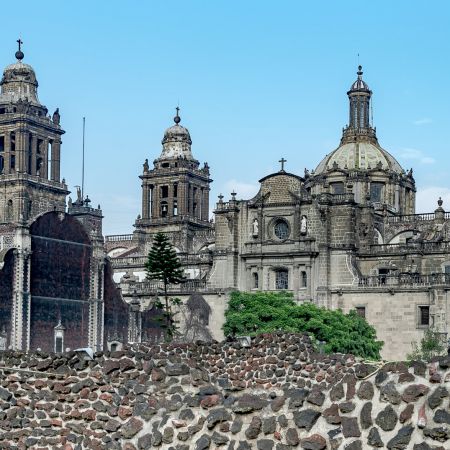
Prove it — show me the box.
[0,333,449,449]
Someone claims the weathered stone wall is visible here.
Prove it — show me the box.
[0,333,449,450]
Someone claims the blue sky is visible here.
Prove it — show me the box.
[2,1,450,234]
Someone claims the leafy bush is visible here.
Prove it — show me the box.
[407,328,447,362]
[223,291,383,360]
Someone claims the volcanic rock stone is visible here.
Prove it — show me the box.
[206,408,232,430]
[367,427,384,447]
[360,402,372,429]
[293,409,321,431]
[386,425,414,449]
[344,441,362,450]
[434,409,450,425]
[195,434,211,450]
[423,426,450,442]
[300,433,327,450]
[380,381,401,405]
[330,383,345,401]
[286,428,299,445]
[341,417,360,438]
[262,417,276,435]
[307,390,325,406]
[399,404,414,423]
[245,416,262,440]
[357,381,374,400]
[402,384,429,403]
[428,387,448,410]
[257,439,274,450]
[211,431,229,445]
[233,395,267,413]
[375,405,398,431]
[121,417,143,438]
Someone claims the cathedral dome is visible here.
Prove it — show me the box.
[0,45,40,105]
[162,123,192,146]
[159,109,194,160]
[315,141,403,174]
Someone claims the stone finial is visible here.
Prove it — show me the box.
[218,193,224,203]
[438,197,443,207]
[231,191,237,201]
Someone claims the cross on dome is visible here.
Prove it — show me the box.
[15,38,24,61]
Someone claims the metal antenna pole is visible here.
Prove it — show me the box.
[82,117,85,200]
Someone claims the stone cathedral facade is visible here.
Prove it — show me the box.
[108,66,450,360]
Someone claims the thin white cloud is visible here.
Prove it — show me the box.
[398,148,435,165]
[413,117,432,126]
[416,186,450,213]
[223,179,259,200]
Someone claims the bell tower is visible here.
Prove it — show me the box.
[0,41,68,225]
[136,109,212,240]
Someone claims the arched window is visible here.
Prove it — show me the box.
[275,269,288,290]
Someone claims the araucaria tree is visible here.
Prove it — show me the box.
[145,232,185,340]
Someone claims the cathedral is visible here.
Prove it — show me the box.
[1,43,449,360]
[108,66,449,360]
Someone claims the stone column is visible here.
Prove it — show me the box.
[168,184,173,218]
[10,248,31,350]
[177,181,186,216]
[4,132,11,175]
[51,139,61,182]
[153,183,160,220]
[41,139,49,180]
[202,187,210,221]
[16,130,26,173]
[142,182,149,219]
[88,260,104,351]
[30,134,37,176]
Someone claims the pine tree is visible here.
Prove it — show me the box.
[145,232,185,340]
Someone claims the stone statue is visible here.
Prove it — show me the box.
[76,186,82,204]
[252,218,259,236]
[143,159,149,172]
[300,215,307,235]
[52,108,60,125]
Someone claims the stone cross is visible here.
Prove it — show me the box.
[279,157,287,172]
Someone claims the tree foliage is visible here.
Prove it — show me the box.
[407,328,447,362]
[145,232,185,340]
[223,291,383,360]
